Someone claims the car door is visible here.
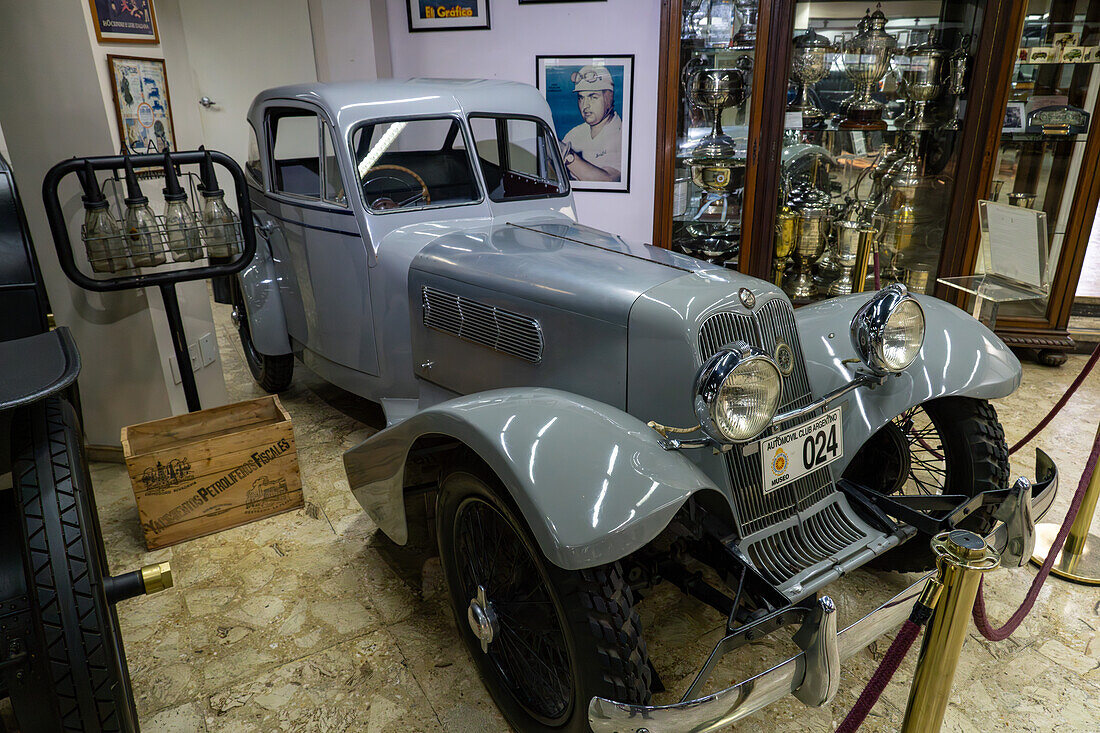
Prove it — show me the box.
[260,103,378,375]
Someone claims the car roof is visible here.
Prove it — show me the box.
[248,79,558,139]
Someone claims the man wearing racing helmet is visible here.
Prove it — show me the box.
[560,65,622,182]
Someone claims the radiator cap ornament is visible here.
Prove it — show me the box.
[738,287,756,309]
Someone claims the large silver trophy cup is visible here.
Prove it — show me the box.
[687,68,747,197]
[893,29,949,131]
[789,28,835,127]
[839,7,897,130]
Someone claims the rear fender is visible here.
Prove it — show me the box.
[796,293,1021,477]
[237,233,291,356]
[342,388,720,570]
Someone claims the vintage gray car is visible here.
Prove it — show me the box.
[231,80,1058,732]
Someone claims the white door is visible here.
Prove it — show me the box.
[178,0,317,165]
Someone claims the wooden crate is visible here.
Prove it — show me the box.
[121,395,302,550]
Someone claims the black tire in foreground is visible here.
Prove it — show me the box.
[5,398,138,732]
[436,466,652,733]
[845,396,1010,572]
[236,308,293,393]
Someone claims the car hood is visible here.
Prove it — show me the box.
[409,216,742,324]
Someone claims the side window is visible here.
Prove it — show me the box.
[350,117,479,212]
[321,123,346,207]
[245,123,262,186]
[468,116,568,202]
[269,109,320,199]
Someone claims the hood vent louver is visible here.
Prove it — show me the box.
[422,286,543,364]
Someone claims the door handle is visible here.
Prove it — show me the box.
[199,96,217,108]
[253,217,276,240]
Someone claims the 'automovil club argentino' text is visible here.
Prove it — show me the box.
[143,438,291,534]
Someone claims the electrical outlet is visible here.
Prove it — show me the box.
[198,332,217,367]
[169,356,182,384]
[188,344,201,373]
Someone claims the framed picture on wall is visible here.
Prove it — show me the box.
[88,0,159,44]
[536,54,634,193]
[107,55,177,156]
[406,0,490,32]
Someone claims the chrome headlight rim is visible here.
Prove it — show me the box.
[694,343,784,444]
[850,283,926,375]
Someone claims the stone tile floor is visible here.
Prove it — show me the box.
[35,306,1100,731]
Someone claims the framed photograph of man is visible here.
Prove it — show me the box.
[88,0,159,44]
[107,55,177,156]
[406,0,490,32]
[536,55,634,193]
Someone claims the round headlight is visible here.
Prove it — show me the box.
[879,298,925,371]
[850,284,926,374]
[695,344,783,443]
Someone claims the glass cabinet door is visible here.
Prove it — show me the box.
[766,2,986,303]
[668,0,761,268]
[984,0,1100,324]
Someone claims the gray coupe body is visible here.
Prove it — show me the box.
[236,79,1054,731]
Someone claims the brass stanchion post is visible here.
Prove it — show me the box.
[901,530,999,732]
[1031,421,1100,585]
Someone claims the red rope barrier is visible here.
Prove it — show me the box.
[1008,342,1100,456]
[973,424,1100,640]
[834,619,923,733]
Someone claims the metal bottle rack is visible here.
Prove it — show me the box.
[42,150,257,412]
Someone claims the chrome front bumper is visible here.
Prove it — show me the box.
[589,450,1059,733]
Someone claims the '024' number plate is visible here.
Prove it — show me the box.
[759,406,843,494]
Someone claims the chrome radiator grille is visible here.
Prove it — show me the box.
[699,299,834,536]
[422,286,543,363]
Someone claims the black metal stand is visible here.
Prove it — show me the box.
[159,284,201,412]
[42,150,256,414]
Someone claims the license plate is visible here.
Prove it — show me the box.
[760,406,843,494]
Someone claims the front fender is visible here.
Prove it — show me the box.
[796,292,1021,477]
[342,388,719,570]
[237,231,291,356]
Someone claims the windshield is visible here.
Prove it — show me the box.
[467,115,569,202]
[350,117,480,212]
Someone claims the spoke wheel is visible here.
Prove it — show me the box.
[891,404,949,496]
[436,465,652,733]
[454,496,573,724]
[845,396,1009,572]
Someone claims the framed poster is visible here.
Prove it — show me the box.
[536,55,634,193]
[407,0,490,32]
[107,55,177,156]
[88,0,159,44]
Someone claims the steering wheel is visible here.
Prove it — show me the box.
[361,164,431,210]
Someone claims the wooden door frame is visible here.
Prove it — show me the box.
[942,0,1100,351]
[651,0,793,280]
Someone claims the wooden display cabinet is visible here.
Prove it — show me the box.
[653,0,1099,364]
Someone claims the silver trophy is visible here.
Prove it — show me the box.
[790,209,828,299]
[828,220,866,295]
[687,68,747,195]
[893,29,949,131]
[730,0,759,48]
[943,34,972,130]
[789,28,835,127]
[839,7,897,130]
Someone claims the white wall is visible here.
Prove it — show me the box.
[310,0,393,82]
[382,0,660,244]
[0,0,228,445]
